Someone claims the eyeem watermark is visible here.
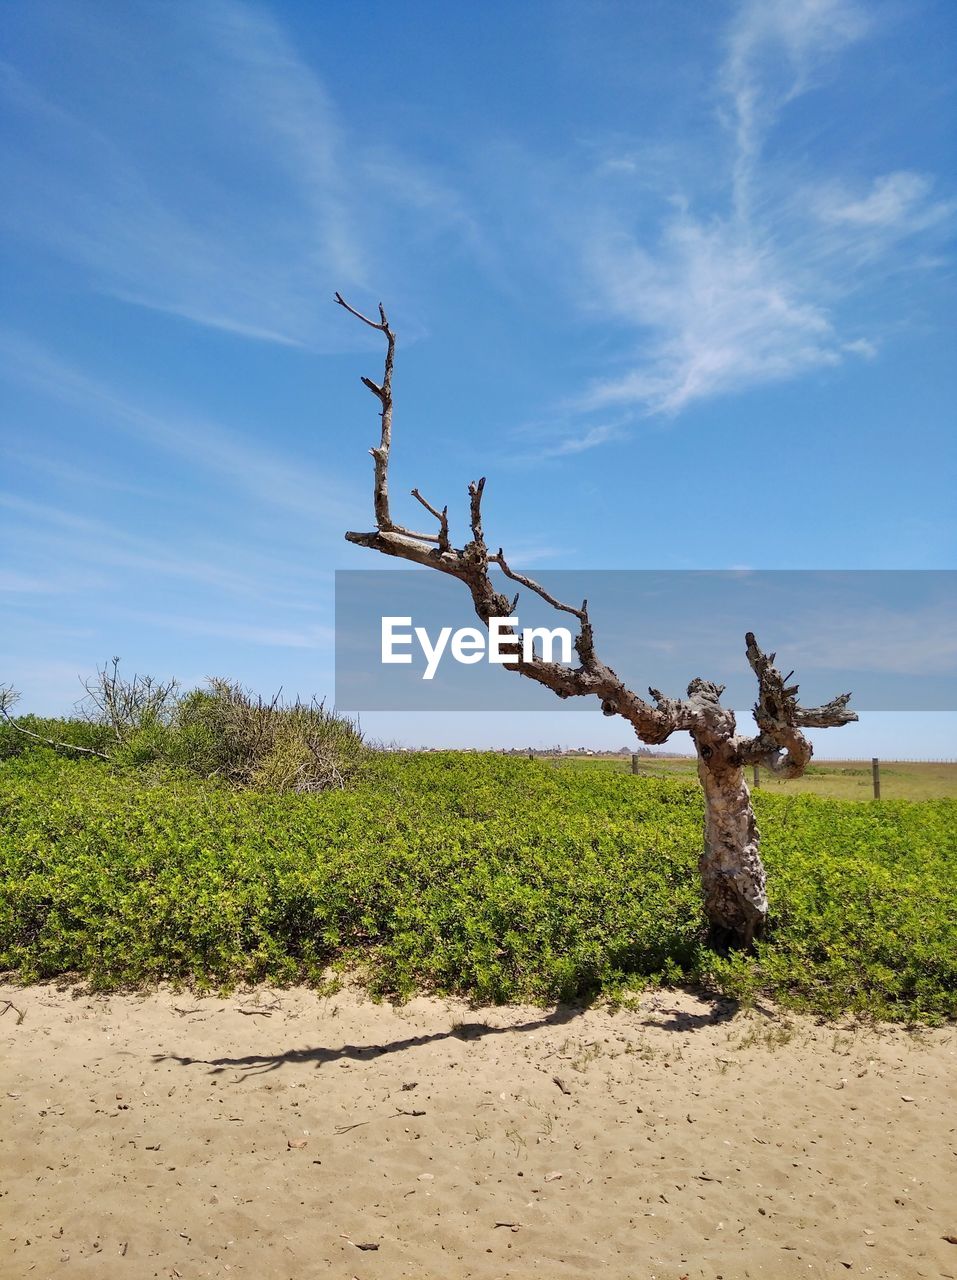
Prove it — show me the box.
[336,569,957,710]
[382,616,573,680]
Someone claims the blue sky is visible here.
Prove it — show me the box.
[1,0,955,755]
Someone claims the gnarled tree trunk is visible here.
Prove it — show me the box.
[694,744,767,949]
[682,677,768,947]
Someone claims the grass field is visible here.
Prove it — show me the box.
[551,755,957,800]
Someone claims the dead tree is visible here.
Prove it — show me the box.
[337,295,858,948]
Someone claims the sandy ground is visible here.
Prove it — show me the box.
[1,984,955,1280]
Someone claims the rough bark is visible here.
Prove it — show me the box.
[337,295,857,949]
[680,681,768,946]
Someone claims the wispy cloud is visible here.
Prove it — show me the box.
[576,0,954,418]
[507,420,628,465]
[582,216,842,413]
[541,424,626,458]
[813,170,956,243]
[0,36,354,349]
[489,541,567,568]
[0,493,328,608]
[0,2,483,348]
[0,330,356,523]
[721,0,872,221]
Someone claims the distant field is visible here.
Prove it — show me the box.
[550,755,957,800]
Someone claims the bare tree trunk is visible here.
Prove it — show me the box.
[694,741,768,949]
[682,678,768,949]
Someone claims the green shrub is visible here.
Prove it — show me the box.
[171,680,366,790]
[1,672,365,793]
[1,751,953,1020]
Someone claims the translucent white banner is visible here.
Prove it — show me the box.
[335,570,957,712]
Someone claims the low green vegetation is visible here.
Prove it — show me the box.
[1,747,954,1022]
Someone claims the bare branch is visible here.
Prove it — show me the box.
[338,296,679,746]
[410,489,451,553]
[736,632,857,776]
[78,658,179,741]
[794,692,856,729]
[0,685,111,760]
[337,293,396,531]
[333,292,388,332]
[468,477,486,545]
[345,527,465,573]
[410,488,444,523]
[493,550,601,672]
[493,552,586,624]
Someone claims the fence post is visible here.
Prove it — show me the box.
[752,763,760,790]
[528,749,534,762]
[872,757,881,801]
[631,753,639,775]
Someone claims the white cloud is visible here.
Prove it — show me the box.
[489,541,566,568]
[583,216,841,413]
[816,171,955,233]
[539,423,626,459]
[574,0,953,419]
[597,157,640,177]
[722,0,872,219]
[0,2,482,348]
[841,337,877,359]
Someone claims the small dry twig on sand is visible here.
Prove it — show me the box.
[340,1235,379,1251]
[1,999,25,1025]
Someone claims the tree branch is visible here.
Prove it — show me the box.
[493,551,587,624]
[410,488,451,552]
[335,292,395,531]
[467,477,486,546]
[333,292,389,333]
[338,294,679,745]
[493,550,598,670]
[736,632,858,777]
[0,686,111,760]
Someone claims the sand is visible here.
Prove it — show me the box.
[1,983,955,1280]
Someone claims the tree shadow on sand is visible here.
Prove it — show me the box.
[154,1003,590,1080]
[154,987,754,1080]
